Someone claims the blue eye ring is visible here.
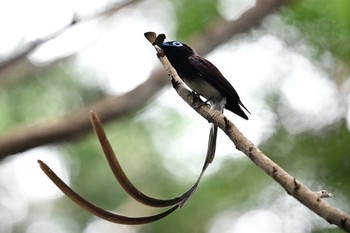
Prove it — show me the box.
[172,41,183,47]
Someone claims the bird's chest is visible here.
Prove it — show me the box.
[182,75,222,101]
[168,58,222,100]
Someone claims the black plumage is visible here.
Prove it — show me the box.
[158,41,249,120]
[157,40,250,166]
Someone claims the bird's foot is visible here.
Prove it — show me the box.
[188,91,211,109]
[197,101,211,109]
[189,91,201,104]
[190,91,200,101]
[191,92,210,108]
[197,97,212,108]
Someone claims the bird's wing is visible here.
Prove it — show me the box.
[188,55,250,117]
[188,55,240,100]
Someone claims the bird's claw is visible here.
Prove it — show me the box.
[189,91,211,109]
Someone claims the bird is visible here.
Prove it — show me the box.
[157,40,250,168]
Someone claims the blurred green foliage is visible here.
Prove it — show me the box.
[261,120,350,197]
[285,0,350,62]
[172,0,220,40]
[0,59,104,131]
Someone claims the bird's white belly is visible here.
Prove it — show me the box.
[183,77,222,100]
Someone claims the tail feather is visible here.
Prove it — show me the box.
[226,100,249,120]
[203,123,218,170]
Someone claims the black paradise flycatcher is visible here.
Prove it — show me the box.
[155,36,250,168]
[37,32,250,225]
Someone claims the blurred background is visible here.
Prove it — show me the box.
[0,0,350,232]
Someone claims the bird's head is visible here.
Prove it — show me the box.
[157,41,196,60]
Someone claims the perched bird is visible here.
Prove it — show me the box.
[157,41,250,168]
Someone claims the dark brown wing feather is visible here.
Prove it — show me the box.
[188,55,249,119]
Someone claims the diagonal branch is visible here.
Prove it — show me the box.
[0,72,165,158]
[0,0,142,81]
[152,34,350,232]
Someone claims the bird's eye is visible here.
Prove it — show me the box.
[172,41,183,47]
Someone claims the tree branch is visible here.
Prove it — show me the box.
[189,0,293,54]
[0,0,291,158]
[0,72,164,157]
[153,36,350,232]
[0,0,142,83]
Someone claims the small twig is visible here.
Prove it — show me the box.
[315,190,333,199]
[147,32,350,232]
